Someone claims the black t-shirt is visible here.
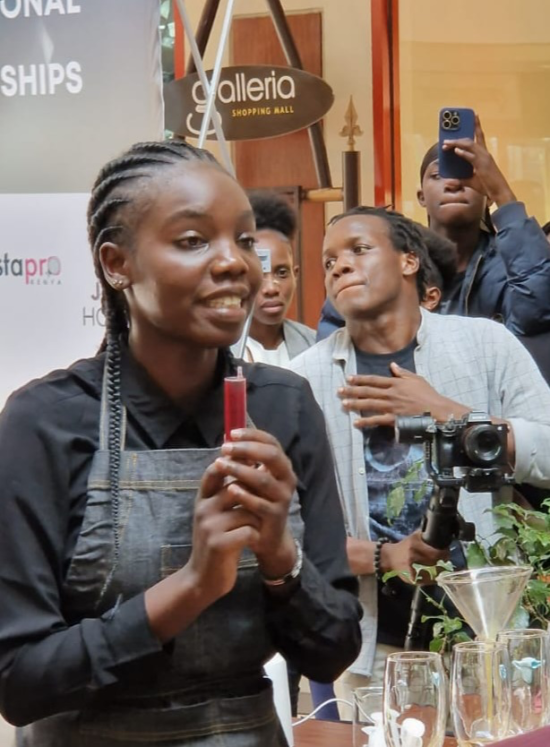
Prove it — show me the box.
[355,339,434,646]
[354,341,469,647]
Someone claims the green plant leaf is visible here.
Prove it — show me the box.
[453,630,473,643]
[382,569,409,583]
[429,637,444,653]
[466,542,488,568]
[442,616,463,634]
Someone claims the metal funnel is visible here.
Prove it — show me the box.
[436,566,532,640]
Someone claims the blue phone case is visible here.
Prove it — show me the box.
[438,107,475,179]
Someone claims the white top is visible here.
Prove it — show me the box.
[244,337,291,368]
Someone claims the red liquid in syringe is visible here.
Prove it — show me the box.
[224,366,247,442]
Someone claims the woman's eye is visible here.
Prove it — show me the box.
[430,172,440,180]
[177,235,207,250]
[353,244,370,254]
[238,235,257,251]
[324,258,335,271]
[276,268,290,279]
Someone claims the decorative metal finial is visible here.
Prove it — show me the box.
[339,96,363,151]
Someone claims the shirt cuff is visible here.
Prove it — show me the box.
[492,201,528,230]
[264,556,348,634]
[507,417,543,485]
[85,593,164,689]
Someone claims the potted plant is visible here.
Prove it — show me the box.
[383,497,550,654]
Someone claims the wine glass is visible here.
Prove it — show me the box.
[451,640,511,746]
[383,651,447,747]
[353,686,384,747]
[496,628,550,734]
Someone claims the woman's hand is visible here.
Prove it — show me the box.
[146,429,298,643]
[212,428,298,581]
[443,115,516,207]
[188,462,262,605]
[145,463,263,643]
[380,530,450,585]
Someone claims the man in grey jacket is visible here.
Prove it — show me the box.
[290,206,550,695]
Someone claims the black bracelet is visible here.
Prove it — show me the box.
[374,538,390,581]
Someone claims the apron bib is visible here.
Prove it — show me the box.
[18,367,304,746]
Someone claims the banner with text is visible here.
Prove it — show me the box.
[0,0,163,407]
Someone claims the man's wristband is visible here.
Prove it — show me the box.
[261,540,303,587]
[374,537,390,581]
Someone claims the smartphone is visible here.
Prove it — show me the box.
[437,107,475,179]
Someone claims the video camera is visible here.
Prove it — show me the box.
[396,411,511,494]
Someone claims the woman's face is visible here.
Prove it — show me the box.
[109,161,262,351]
[252,230,297,328]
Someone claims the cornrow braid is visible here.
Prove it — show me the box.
[328,206,431,299]
[97,305,123,605]
[88,139,221,600]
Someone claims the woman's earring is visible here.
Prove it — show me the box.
[113,279,124,290]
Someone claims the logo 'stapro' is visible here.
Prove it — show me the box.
[0,252,62,284]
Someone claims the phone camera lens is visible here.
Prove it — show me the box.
[451,114,460,126]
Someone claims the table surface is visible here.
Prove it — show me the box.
[292,719,457,746]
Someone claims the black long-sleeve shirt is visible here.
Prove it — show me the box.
[0,349,361,726]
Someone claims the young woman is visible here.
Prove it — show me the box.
[240,190,315,366]
[0,140,361,746]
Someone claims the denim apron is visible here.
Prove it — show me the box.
[18,370,304,746]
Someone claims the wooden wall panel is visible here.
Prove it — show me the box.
[231,13,326,328]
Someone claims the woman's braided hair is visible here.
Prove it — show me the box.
[328,206,431,299]
[86,140,220,600]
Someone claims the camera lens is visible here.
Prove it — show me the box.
[451,114,460,126]
[395,415,435,444]
[462,424,503,465]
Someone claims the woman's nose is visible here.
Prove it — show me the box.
[212,243,249,275]
[262,275,280,294]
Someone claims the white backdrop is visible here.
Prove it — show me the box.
[0,0,164,407]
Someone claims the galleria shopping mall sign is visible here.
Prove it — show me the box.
[164,64,334,140]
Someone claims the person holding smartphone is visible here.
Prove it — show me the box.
[0,140,361,746]
[417,114,550,336]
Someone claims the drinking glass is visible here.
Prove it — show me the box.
[353,686,384,747]
[497,628,550,734]
[383,651,447,747]
[451,641,511,746]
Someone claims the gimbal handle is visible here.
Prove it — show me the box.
[404,484,474,651]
